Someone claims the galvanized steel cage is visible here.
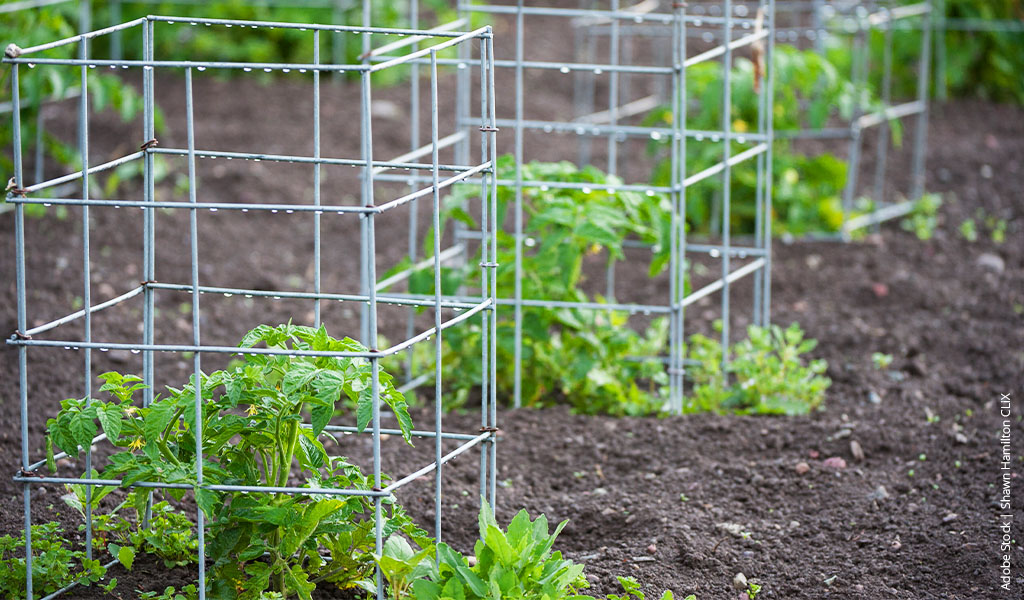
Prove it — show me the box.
[5,15,498,599]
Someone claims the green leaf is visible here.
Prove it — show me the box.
[311,405,332,437]
[96,404,122,442]
[112,543,135,570]
[356,386,374,433]
[144,400,177,444]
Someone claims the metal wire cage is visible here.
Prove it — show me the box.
[4,15,498,599]
[443,0,777,413]
[670,0,933,238]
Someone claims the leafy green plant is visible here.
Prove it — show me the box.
[871,352,893,370]
[958,218,978,242]
[0,522,113,598]
[46,323,427,600]
[379,502,680,600]
[391,157,674,415]
[686,322,830,415]
[899,193,943,240]
[411,501,589,600]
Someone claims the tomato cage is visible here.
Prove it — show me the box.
[396,0,776,412]
[574,0,932,242]
[4,15,497,600]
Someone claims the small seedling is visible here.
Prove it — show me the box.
[871,352,893,370]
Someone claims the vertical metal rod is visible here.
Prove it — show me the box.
[762,0,775,327]
[935,0,946,100]
[405,0,420,384]
[604,0,620,302]
[33,85,44,186]
[141,17,156,527]
[359,66,384,600]
[314,30,323,327]
[184,67,207,600]
[111,0,123,60]
[452,0,471,270]
[78,34,95,562]
[485,32,498,508]
[331,0,344,82]
[359,0,371,344]
[430,49,444,546]
[752,0,767,327]
[910,3,932,202]
[872,15,894,217]
[669,3,685,414]
[478,33,490,504]
[13,63,34,600]
[720,0,733,373]
[512,0,525,408]
[841,13,868,241]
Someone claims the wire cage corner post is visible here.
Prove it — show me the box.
[5,15,497,599]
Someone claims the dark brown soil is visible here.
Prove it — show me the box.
[2,14,1024,600]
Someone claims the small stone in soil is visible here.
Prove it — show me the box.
[732,573,748,591]
[822,456,847,469]
[646,544,657,555]
[869,390,883,404]
[850,440,865,462]
[794,462,810,475]
[942,513,959,523]
[868,485,889,501]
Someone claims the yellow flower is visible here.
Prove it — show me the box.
[732,118,748,133]
[128,437,145,451]
[246,404,259,416]
[587,243,602,256]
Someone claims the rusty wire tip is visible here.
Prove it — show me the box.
[672,2,688,9]
[140,138,159,151]
[13,330,32,340]
[5,44,22,59]
[140,279,158,287]
[5,177,15,192]
[479,261,499,268]
[479,426,499,434]
[479,126,499,132]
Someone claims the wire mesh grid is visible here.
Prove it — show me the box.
[417,0,776,412]
[4,15,497,599]
[575,0,933,240]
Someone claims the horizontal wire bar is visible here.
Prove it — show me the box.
[26,432,110,473]
[23,151,144,194]
[374,131,467,175]
[151,15,482,38]
[148,282,485,310]
[13,474,389,497]
[775,127,852,140]
[486,117,768,143]
[318,424,484,441]
[576,94,661,124]
[371,27,492,72]
[867,2,932,26]
[684,29,770,68]
[7,196,379,214]
[681,258,766,308]
[841,199,916,233]
[375,243,465,292]
[152,147,480,173]
[38,558,120,600]
[14,18,147,55]
[372,172,676,194]
[363,18,468,58]
[0,0,74,14]
[385,299,493,355]
[385,291,673,315]
[462,4,758,27]
[382,432,491,493]
[685,143,768,187]
[4,56,371,73]
[24,285,144,337]
[857,100,926,129]
[371,55,676,75]
[376,162,492,213]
